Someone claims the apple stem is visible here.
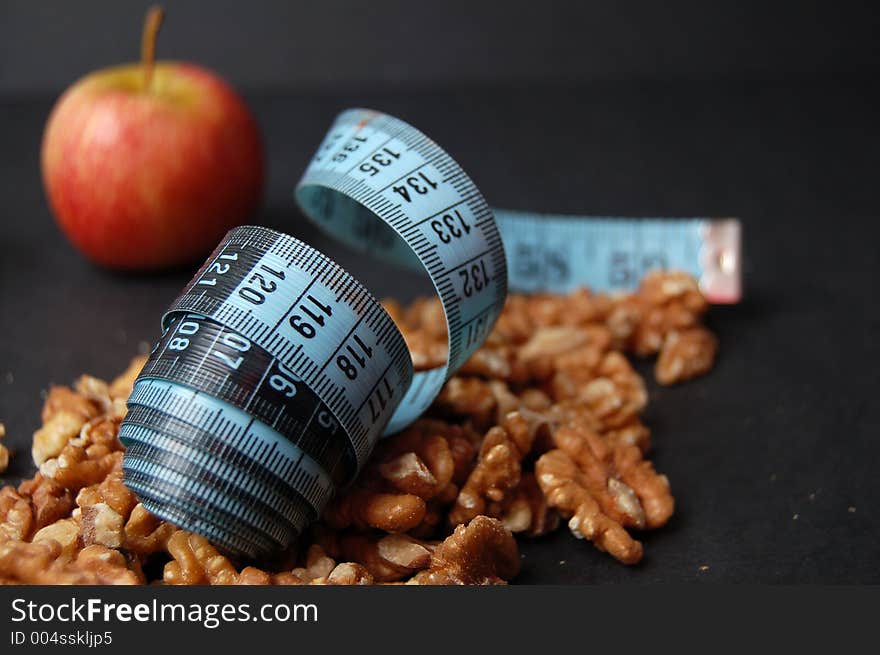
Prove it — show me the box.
[141,6,165,92]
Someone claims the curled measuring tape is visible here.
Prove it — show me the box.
[121,108,742,559]
[121,109,507,558]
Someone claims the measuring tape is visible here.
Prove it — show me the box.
[495,210,740,303]
[120,108,741,559]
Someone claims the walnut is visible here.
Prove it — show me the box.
[628,270,708,356]
[162,536,375,586]
[526,289,613,328]
[41,386,98,424]
[492,295,534,344]
[553,419,673,530]
[409,516,519,585]
[449,426,521,526]
[0,423,9,474]
[0,486,33,541]
[266,572,304,585]
[518,326,592,364]
[522,294,570,327]
[285,544,337,584]
[80,503,125,548]
[500,473,559,537]
[655,327,718,385]
[323,420,466,532]
[602,420,652,454]
[237,566,272,585]
[74,544,142,584]
[108,355,147,399]
[379,452,437,497]
[552,351,647,429]
[0,540,137,584]
[605,298,643,349]
[32,518,80,560]
[380,297,404,324]
[38,417,123,491]
[323,488,426,533]
[535,449,642,564]
[435,377,497,426]
[164,531,239,585]
[339,533,433,582]
[325,562,374,585]
[450,410,549,526]
[0,540,68,583]
[260,551,375,586]
[384,297,449,372]
[458,346,512,379]
[375,424,455,498]
[558,288,614,325]
[123,503,175,555]
[403,297,448,340]
[74,375,112,413]
[613,444,674,529]
[32,411,84,466]
[436,377,552,434]
[401,330,448,372]
[447,433,477,485]
[487,380,522,421]
[76,468,137,519]
[638,270,707,314]
[18,474,75,531]
[514,330,598,383]
[551,423,646,528]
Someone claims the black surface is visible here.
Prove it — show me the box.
[4,1,880,94]
[1,78,879,582]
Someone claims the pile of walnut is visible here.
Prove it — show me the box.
[0,271,716,584]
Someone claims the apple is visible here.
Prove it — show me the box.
[41,7,264,270]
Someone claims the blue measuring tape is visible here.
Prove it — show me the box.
[495,210,740,303]
[121,108,741,558]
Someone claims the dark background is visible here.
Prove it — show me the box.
[1,1,878,583]
[3,0,880,92]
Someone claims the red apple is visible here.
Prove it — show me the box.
[41,7,264,270]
